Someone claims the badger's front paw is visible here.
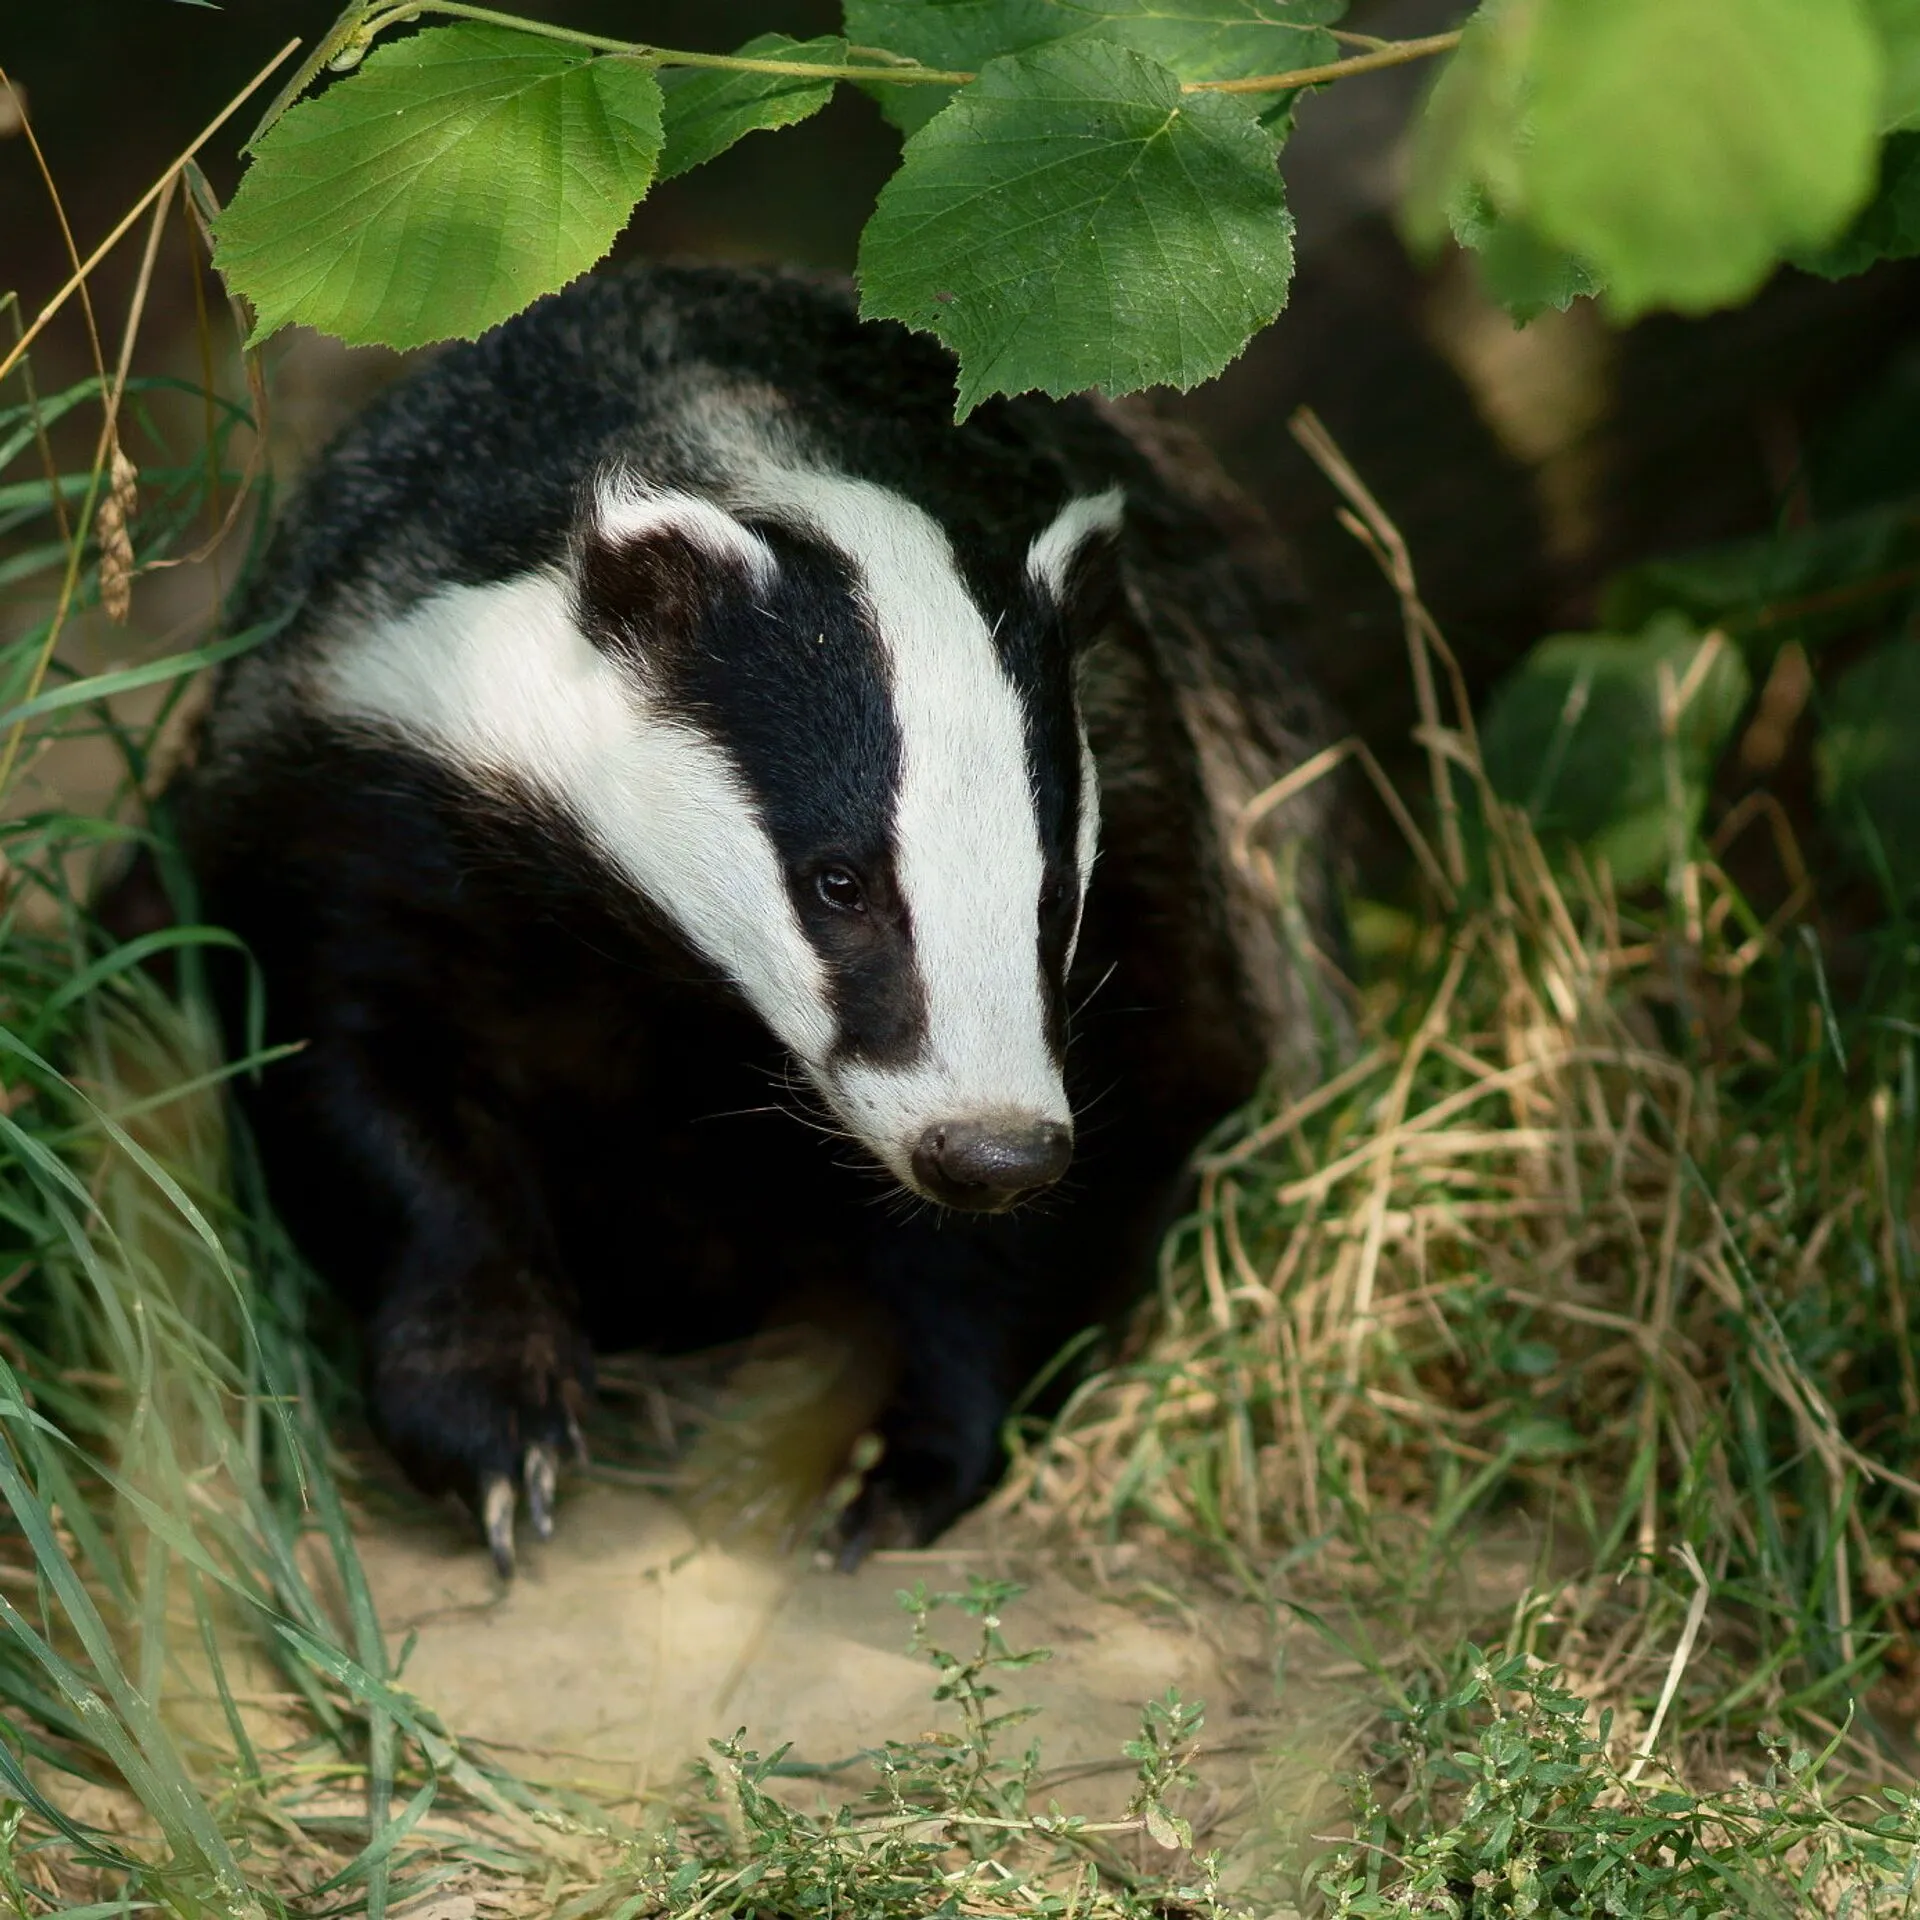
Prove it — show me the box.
[370,1283,593,1575]
[829,1418,999,1570]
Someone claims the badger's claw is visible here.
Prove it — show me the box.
[525,1441,558,1541]
[368,1282,592,1575]
[482,1475,517,1577]
[833,1511,878,1574]
[475,1443,565,1575]
[826,1428,991,1571]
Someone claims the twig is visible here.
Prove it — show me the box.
[0,41,299,390]
[1635,1077,1691,1565]
[1290,409,1470,892]
[254,5,1461,149]
[1233,736,1456,910]
[0,174,180,797]
[0,67,110,407]
[1199,31,1463,95]
[1203,1044,1390,1172]
[1622,1544,1710,1784]
[1273,1044,1689,1208]
[359,2,975,80]
[1337,934,1477,1388]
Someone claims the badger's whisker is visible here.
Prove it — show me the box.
[1070,960,1119,1022]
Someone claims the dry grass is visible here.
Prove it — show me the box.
[998,412,1920,1823]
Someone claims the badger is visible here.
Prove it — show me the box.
[149,264,1341,1573]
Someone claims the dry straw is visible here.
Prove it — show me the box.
[998,408,1919,1785]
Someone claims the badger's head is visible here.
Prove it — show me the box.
[322,458,1120,1209]
[559,467,1120,1211]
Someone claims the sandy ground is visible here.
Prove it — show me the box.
[350,1476,1376,1863]
[363,1482,1290,1789]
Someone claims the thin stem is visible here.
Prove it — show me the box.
[0,40,300,390]
[360,1,631,57]
[851,1808,1148,1839]
[246,4,383,150]
[323,4,1460,103]
[1194,30,1463,95]
[363,3,972,82]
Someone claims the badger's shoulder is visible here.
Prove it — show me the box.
[1057,397,1348,1095]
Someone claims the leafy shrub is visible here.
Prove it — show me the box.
[1320,1649,1920,1917]
[209,2,1920,411]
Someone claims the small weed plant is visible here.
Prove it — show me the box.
[550,1579,1232,1920]
[1320,1648,1920,1917]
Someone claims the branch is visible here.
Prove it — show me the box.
[256,3,1464,146]
[1189,31,1463,95]
[357,3,972,81]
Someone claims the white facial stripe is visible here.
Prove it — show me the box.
[1069,731,1101,969]
[593,475,778,584]
[1036,490,1117,969]
[317,573,836,1065]
[744,469,1068,1167]
[1025,488,1124,600]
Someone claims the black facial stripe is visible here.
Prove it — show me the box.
[576,516,929,1069]
[572,493,783,679]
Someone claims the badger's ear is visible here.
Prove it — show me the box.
[1025,488,1124,642]
[575,476,776,664]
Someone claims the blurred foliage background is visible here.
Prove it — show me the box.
[15,0,1920,771]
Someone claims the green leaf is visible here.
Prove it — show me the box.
[1480,617,1751,888]
[1505,1339,1560,1378]
[1868,0,1920,127]
[847,0,1073,132]
[1503,1417,1580,1459]
[215,24,663,350]
[1142,1800,1193,1849]
[1599,501,1920,649]
[1450,184,1602,323]
[1523,0,1883,317]
[1817,637,1920,898]
[658,34,848,181]
[1409,0,1883,319]
[1794,131,1920,277]
[858,40,1294,415]
[1402,0,1538,257]
[845,0,1339,134]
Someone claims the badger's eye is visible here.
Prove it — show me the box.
[816,866,866,913]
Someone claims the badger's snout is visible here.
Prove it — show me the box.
[911,1114,1073,1211]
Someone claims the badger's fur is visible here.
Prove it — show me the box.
[160,265,1340,1570]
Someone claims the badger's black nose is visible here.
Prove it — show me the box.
[912,1118,1073,1210]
